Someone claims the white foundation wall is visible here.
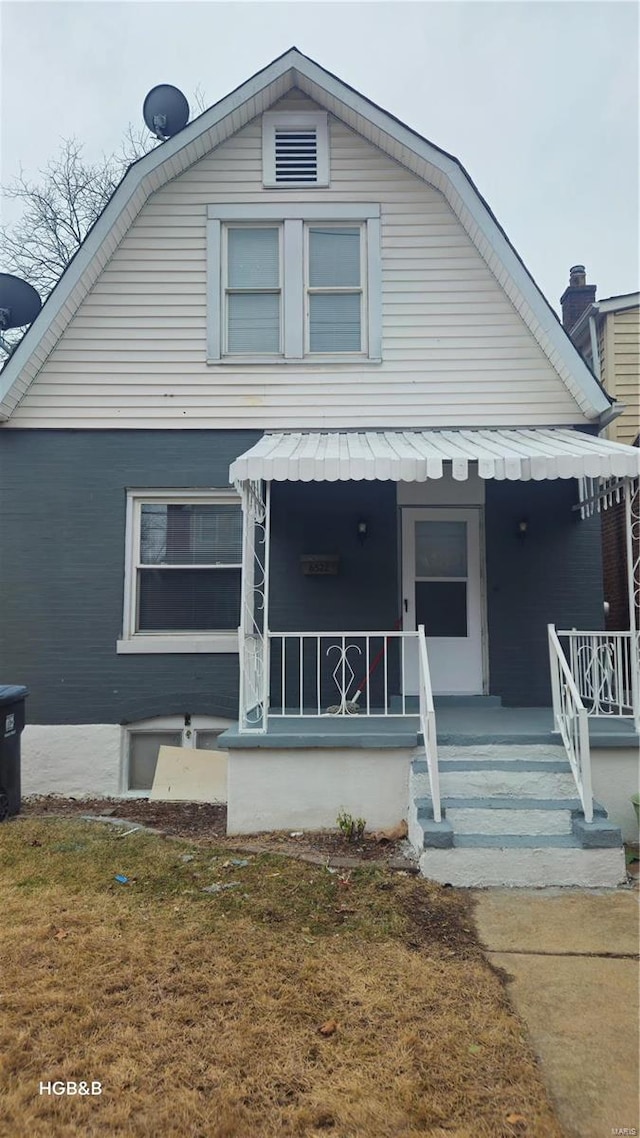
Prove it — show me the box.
[21,725,122,798]
[227,748,411,834]
[590,747,640,842]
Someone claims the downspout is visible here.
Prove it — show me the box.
[588,313,601,380]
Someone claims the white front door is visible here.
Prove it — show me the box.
[402,508,484,695]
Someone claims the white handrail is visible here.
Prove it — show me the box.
[417,623,441,824]
[548,624,593,822]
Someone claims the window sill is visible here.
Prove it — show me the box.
[117,634,239,655]
[207,356,382,367]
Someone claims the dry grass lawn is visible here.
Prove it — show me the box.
[0,818,565,1138]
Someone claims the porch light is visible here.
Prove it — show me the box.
[517,518,528,537]
[357,519,368,544]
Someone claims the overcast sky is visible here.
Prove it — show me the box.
[1,0,638,312]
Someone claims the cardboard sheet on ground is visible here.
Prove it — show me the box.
[150,745,227,802]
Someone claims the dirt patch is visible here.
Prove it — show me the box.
[20,796,411,865]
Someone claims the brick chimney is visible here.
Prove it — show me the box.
[560,265,597,330]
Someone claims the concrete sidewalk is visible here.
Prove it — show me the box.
[474,888,639,1138]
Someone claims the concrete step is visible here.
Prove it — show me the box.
[418,845,627,888]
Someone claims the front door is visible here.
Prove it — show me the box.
[402,508,484,695]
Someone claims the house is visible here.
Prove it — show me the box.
[561,268,640,631]
[1,48,638,886]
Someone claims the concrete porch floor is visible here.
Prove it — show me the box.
[219,707,639,749]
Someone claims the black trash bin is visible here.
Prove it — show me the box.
[0,685,28,821]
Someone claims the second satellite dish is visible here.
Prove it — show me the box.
[0,273,42,330]
[143,85,189,141]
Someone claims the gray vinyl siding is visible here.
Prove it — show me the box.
[0,430,260,724]
[485,481,604,706]
[9,90,585,430]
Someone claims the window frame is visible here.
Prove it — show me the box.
[207,203,382,364]
[117,489,241,655]
[262,111,329,188]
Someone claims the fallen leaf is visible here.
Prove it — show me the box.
[335,905,356,914]
[468,1044,482,1055]
[374,819,408,843]
[506,1114,527,1125]
[318,1020,338,1036]
[52,929,68,940]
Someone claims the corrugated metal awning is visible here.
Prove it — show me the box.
[230,429,640,484]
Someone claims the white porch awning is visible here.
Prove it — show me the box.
[230,428,640,484]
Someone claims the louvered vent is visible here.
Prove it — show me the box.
[274,128,318,183]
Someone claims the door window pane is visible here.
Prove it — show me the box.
[415,521,467,578]
[416,581,467,637]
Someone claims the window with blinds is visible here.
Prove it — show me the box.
[135,501,242,632]
[224,226,281,354]
[307,226,363,353]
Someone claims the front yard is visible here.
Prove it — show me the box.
[0,816,564,1138]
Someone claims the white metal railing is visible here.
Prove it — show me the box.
[266,630,418,717]
[417,623,441,823]
[548,624,593,822]
[558,629,638,722]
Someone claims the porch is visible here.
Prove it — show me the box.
[224,429,639,881]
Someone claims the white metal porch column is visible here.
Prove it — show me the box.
[237,478,271,732]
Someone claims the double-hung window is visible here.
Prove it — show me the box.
[118,491,242,654]
[207,204,381,362]
[224,225,282,355]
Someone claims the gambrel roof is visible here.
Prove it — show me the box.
[0,46,613,422]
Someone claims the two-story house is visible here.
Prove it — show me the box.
[1,49,638,885]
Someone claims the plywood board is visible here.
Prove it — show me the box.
[150,745,227,803]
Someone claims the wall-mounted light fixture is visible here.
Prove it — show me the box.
[517,518,529,538]
[357,518,368,544]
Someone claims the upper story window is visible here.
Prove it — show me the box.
[262,112,329,188]
[207,204,382,364]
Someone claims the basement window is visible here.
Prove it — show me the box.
[123,715,231,792]
[262,112,329,187]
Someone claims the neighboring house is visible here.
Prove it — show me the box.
[1,49,639,885]
[561,268,640,631]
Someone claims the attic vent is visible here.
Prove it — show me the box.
[275,129,318,183]
[262,111,329,188]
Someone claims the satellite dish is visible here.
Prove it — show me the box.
[143,85,189,141]
[0,273,42,330]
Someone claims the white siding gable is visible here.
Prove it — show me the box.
[9,92,589,429]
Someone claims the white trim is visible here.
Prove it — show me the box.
[0,49,609,421]
[120,489,241,652]
[206,219,222,361]
[283,219,304,359]
[208,203,380,220]
[262,110,329,187]
[117,634,239,654]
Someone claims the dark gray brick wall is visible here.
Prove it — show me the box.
[485,480,604,705]
[0,430,261,724]
[0,429,605,720]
